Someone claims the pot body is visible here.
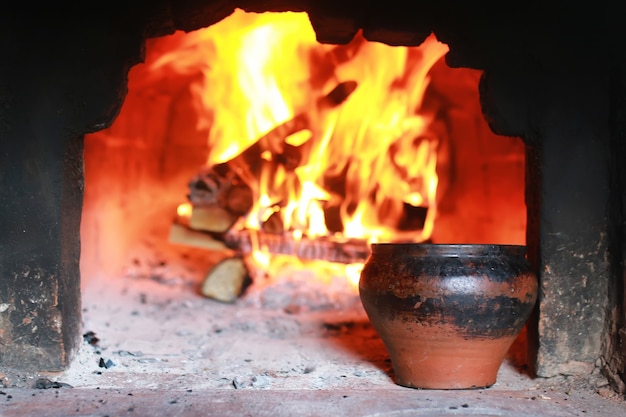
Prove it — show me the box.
[359,244,537,389]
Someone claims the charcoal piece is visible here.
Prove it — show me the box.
[33,378,73,389]
[232,376,248,389]
[98,358,115,369]
[82,331,100,346]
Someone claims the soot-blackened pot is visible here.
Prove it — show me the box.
[359,243,538,389]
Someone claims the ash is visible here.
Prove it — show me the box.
[240,269,364,312]
[56,265,538,392]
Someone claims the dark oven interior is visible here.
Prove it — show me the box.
[0,1,624,394]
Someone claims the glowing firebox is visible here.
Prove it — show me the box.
[155,10,449,293]
[80,8,526,298]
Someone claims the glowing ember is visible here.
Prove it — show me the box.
[161,9,449,287]
[177,203,193,219]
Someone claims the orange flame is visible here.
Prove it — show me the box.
[162,9,449,287]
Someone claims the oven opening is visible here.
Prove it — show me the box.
[75,8,528,390]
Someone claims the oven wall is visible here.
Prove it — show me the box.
[475,15,625,393]
[606,8,626,393]
[0,4,149,373]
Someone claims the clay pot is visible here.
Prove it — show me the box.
[359,243,538,389]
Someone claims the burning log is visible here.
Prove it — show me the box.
[261,211,284,234]
[187,166,253,233]
[170,221,370,265]
[175,80,362,301]
[214,80,358,185]
[185,81,358,233]
[201,255,252,303]
[223,229,370,264]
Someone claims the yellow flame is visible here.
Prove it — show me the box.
[153,9,449,290]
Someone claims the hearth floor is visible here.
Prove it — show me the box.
[2,274,625,416]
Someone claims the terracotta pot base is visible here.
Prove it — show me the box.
[383,325,517,389]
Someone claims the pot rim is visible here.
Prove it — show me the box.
[370,243,527,257]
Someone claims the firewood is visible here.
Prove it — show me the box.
[185,80,359,234]
[189,205,239,234]
[187,167,253,216]
[168,221,229,252]
[201,256,251,303]
[215,80,359,185]
[223,229,370,264]
[223,182,254,215]
[172,218,370,264]
[318,80,357,108]
[261,211,284,234]
[214,114,308,186]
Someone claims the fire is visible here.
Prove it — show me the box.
[177,203,193,219]
[160,9,449,287]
